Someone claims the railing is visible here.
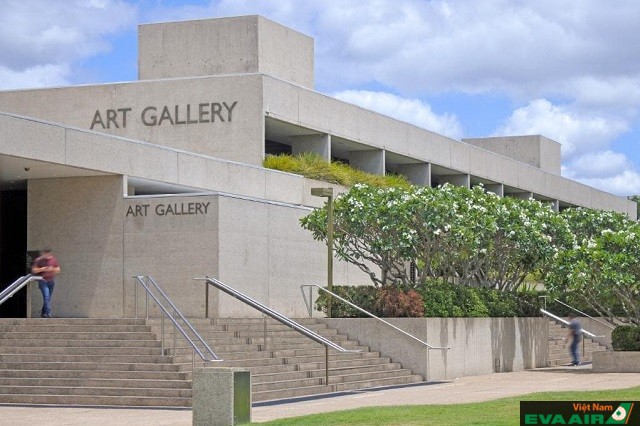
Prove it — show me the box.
[540,308,600,339]
[196,276,358,385]
[131,276,222,373]
[0,274,42,318]
[552,299,616,330]
[301,284,450,382]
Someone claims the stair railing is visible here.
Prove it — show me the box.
[131,276,222,374]
[552,299,616,330]
[540,308,609,358]
[540,308,600,339]
[196,276,359,385]
[0,274,42,317]
[301,284,450,382]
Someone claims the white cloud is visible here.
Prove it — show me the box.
[566,151,633,179]
[574,170,640,196]
[0,0,136,87]
[0,64,70,90]
[494,99,629,160]
[334,90,463,140]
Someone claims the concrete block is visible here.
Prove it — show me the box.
[592,351,640,373]
[192,367,251,426]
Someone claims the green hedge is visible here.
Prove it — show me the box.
[612,325,640,351]
[314,281,544,318]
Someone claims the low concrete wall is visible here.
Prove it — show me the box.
[321,318,548,381]
[592,351,640,373]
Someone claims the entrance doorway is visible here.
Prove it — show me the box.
[0,190,27,317]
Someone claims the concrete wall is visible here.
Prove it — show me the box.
[139,16,314,89]
[216,196,368,318]
[464,136,562,175]
[28,175,125,318]
[262,76,636,218]
[27,177,366,318]
[123,195,220,318]
[321,318,549,381]
[0,75,265,165]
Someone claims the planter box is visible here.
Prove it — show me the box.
[592,351,640,373]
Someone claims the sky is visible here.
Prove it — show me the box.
[1,0,640,196]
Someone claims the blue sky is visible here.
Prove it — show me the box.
[1,0,640,196]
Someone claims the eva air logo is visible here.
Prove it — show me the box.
[606,403,634,424]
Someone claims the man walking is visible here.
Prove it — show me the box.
[31,248,60,318]
[568,315,582,366]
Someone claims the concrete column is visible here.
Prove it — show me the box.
[484,183,504,197]
[291,134,331,161]
[350,149,385,175]
[397,163,431,187]
[193,367,251,426]
[509,192,534,200]
[551,199,560,212]
[439,174,470,188]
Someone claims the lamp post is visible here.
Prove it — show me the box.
[311,187,334,318]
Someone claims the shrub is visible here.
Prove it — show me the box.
[263,153,411,189]
[611,325,640,351]
[374,286,425,317]
[479,287,518,317]
[314,285,378,318]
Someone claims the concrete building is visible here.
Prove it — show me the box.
[0,15,635,320]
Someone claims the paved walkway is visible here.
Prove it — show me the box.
[1,366,639,425]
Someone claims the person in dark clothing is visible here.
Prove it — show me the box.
[31,248,60,318]
[568,315,582,366]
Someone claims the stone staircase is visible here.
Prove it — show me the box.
[149,317,424,402]
[0,317,423,407]
[547,320,608,366]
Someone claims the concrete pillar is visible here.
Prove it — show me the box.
[397,163,431,187]
[551,199,560,212]
[193,367,251,426]
[350,149,385,175]
[484,183,504,197]
[509,192,534,200]
[439,174,470,188]
[291,134,331,161]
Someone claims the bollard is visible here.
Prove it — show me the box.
[193,367,251,426]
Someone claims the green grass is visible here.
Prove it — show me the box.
[255,386,640,425]
[263,153,411,189]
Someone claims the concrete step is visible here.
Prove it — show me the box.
[0,324,152,333]
[0,346,164,356]
[0,393,191,407]
[0,318,147,326]
[0,338,161,348]
[0,361,181,372]
[0,377,191,389]
[0,331,158,340]
[0,368,187,381]
[0,385,192,398]
[0,353,174,364]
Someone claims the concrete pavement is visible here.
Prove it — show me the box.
[1,366,639,425]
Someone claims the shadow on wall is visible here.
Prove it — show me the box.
[490,318,517,372]
[519,317,548,369]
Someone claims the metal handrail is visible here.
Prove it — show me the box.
[540,308,600,339]
[196,276,358,385]
[132,276,222,372]
[0,274,43,317]
[301,284,449,350]
[553,299,616,330]
[301,284,449,382]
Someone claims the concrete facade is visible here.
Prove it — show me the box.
[0,15,636,321]
[322,318,549,381]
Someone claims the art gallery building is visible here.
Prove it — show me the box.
[0,15,635,320]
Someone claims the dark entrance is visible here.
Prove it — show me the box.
[0,190,28,317]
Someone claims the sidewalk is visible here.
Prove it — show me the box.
[1,366,639,425]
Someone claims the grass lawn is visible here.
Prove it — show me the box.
[255,386,640,425]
